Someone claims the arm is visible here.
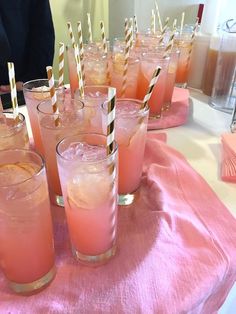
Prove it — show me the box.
[22,0,55,82]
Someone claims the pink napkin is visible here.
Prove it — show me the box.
[1,133,236,314]
[148,87,190,130]
[221,133,236,182]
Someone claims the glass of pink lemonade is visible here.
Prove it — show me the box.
[163,49,180,110]
[23,79,64,156]
[137,53,169,118]
[111,52,140,98]
[75,85,116,134]
[37,98,84,207]
[0,149,55,294]
[0,111,29,150]
[84,54,110,86]
[56,133,118,265]
[103,99,149,205]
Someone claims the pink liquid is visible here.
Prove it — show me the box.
[136,61,168,116]
[67,47,79,98]
[115,100,149,194]
[0,162,54,284]
[175,41,191,84]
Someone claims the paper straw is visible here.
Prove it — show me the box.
[180,12,185,35]
[87,13,93,43]
[163,19,177,58]
[100,20,108,54]
[74,44,84,98]
[155,1,163,32]
[151,10,156,34]
[142,66,162,109]
[129,18,134,49]
[106,88,116,156]
[46,66,59,126]
[186,17,199,68]
[134,15,138,34]
[58,42,65,87]
[124,18,129,38]
[67,22,76,48]
[159,17,169,45]
[121,27,132,97]
[77,21,85,83]
[173,18,177,30]
[7,62,19,120]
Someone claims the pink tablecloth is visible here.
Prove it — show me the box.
[1,133,236,313]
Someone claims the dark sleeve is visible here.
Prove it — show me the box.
[22,0,55,82]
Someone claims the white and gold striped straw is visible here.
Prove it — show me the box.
[155,1,163,32]
[129,18,134,49]
[180,12,185,35]
[7,62,19,120]
[134,15,138,34]
[100,20,108,54]
[173,18,177,30]
[87,13,93,43]
[77,21,85,83]
[46,66,59,126]
[58,42,65,87]
[74,44,84,98]
[151,10,156,34]
[163,19,177,58]
[142,66,162,109]
[159,17,169,45]
[67,22,76,48]
[121,27,132,97]
[186,17,199,68]
[124,18,129,39]
[106,88,116,156]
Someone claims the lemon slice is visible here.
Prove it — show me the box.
[113,53,125,74]
[0,162,39,185]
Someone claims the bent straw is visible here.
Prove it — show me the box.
[46,66,59,127]
[155,1,163,32]
[87,13,93,43]
[7,62,19,121]
[77,21,85,83]
[58,42,65,87]
[142,66,162,109]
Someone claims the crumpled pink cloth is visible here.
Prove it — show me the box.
[221,133,236,182]
[148,87,190,130]
[1,133,236,314]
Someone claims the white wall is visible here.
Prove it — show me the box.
[109,0,205,40]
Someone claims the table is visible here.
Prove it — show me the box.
[16,89,236,312]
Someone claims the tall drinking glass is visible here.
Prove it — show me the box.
[103,99,149,205]
[0,149,55,294]
[137,53,169,118]
[0,111,29,150]
[56,133,118,265]
[23,79,64,155]
[37,98,84,206]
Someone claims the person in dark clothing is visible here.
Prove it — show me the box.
[0,0,55,93]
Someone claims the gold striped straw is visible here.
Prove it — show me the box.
[121,26,132,97]
[106,88,116,156]
[67,22,76,48]
[100,20,108,54]
[180,12,185,35]
[87,13,93,43]
[163,19,177,58]
[142,66,162,109]
[151,10,156,34]
[159,17,169,45]
[58,42,65,87]
[124,18,129,39]
[186,17,199,69]
[7,62,19,121]
[133,15,138,34]
[155,1,163,32]
[74,44,84,98]
[46,66,59,126]
[77,21,85,83]
[129,18,134,49]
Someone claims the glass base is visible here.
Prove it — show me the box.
[175,82,187,89]
[9,265,56,295]
[209,100,233,114]
[118,193,135,205]
[72,244,116,266]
